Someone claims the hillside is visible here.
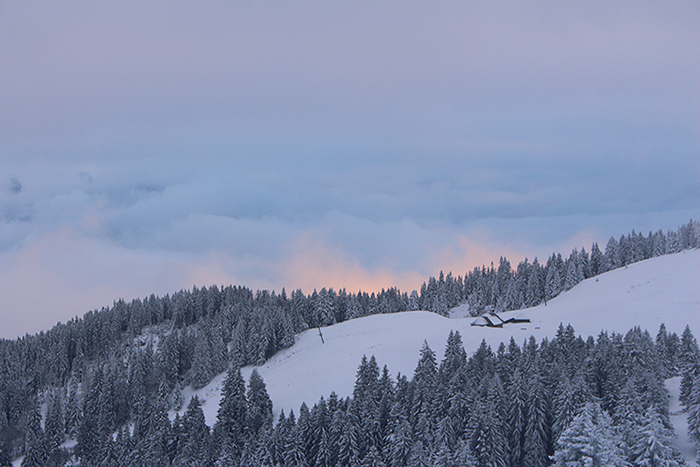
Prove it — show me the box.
[182,249,700,425]
[8,249,698,466]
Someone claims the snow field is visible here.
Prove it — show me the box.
[180,250,699,428]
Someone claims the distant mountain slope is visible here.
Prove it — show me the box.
[182,249,700,426]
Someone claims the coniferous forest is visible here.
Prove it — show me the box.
[1,220,699,466]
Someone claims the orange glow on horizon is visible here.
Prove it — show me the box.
[280,233,425,294]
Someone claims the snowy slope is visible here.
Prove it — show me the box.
[182,250,700,429]
[667,376,696,463]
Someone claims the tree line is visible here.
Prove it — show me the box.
[14,323,700,466]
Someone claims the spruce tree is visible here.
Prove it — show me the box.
[353,356,380,417]
[337,412,360,467]
[522,372,550,467]
[297,403,313,465]
[545,266,561,302]
[188,330,215,389]
[590,242,604,276]
[44,392,65,454]
[656,323,679,378]
[439,331,467,386]
[564,260,578,291]
[128,350,149,431]
[506,370,527,467]
[554,370,591,442]
[384,403,412,467]
[432,441,453,467]
[21,400,46,467]
[469,398,507,467]
[246,369,273,438]
[525,262,543,307]
[687,375,700,454]
[551,402,627,467]
[77,368,104,464]
[613,378,644,449]
[376,367,395,444]
[605,236,620,270]
[411,342,438,429]
[630,406,685,467]
[215,366,248,458]
[435,415,457,452]
[679,326,700,407]
[139,395,172,466]
[284,423,308,467]
[177,396,210,467]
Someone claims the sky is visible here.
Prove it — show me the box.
[1,0,698,338]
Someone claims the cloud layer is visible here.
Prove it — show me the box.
[1,1,698,338]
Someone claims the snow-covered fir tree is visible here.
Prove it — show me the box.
[551,402,627,467]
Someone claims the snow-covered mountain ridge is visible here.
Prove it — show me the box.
[183,249,700,427]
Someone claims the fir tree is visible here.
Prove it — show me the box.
[629,406,685,467]
[656,324,679,378]
[590,242,604,276]
[523,371,550,467]
[284,424,309,467]
[297,403,314,465]
[545,265,561,302]
[614,378,645,449]
[525,262,543,307]
[353,355,380,414]
[215,366,248,458]
[507,370,527,467]
[77,368,105,464]
[469,399,507,467]
[337,411,360,467]
[552,373,581,443]
[176,396,210,467]
[44,392,65,453]
[564,260,579,291]
[551,402,627,467]
[384,403,412,467]
[687,375,700,453]
[246,369,273,438]
[679,326,700,407]
[188,330,215,389]
[21,400,47,467]
[411,342,438,429]
[605,236,620,270]
[439,331,467,386]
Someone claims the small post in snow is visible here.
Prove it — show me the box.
[317,326,325,344]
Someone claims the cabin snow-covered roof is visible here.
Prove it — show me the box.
[470,311,531,327]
